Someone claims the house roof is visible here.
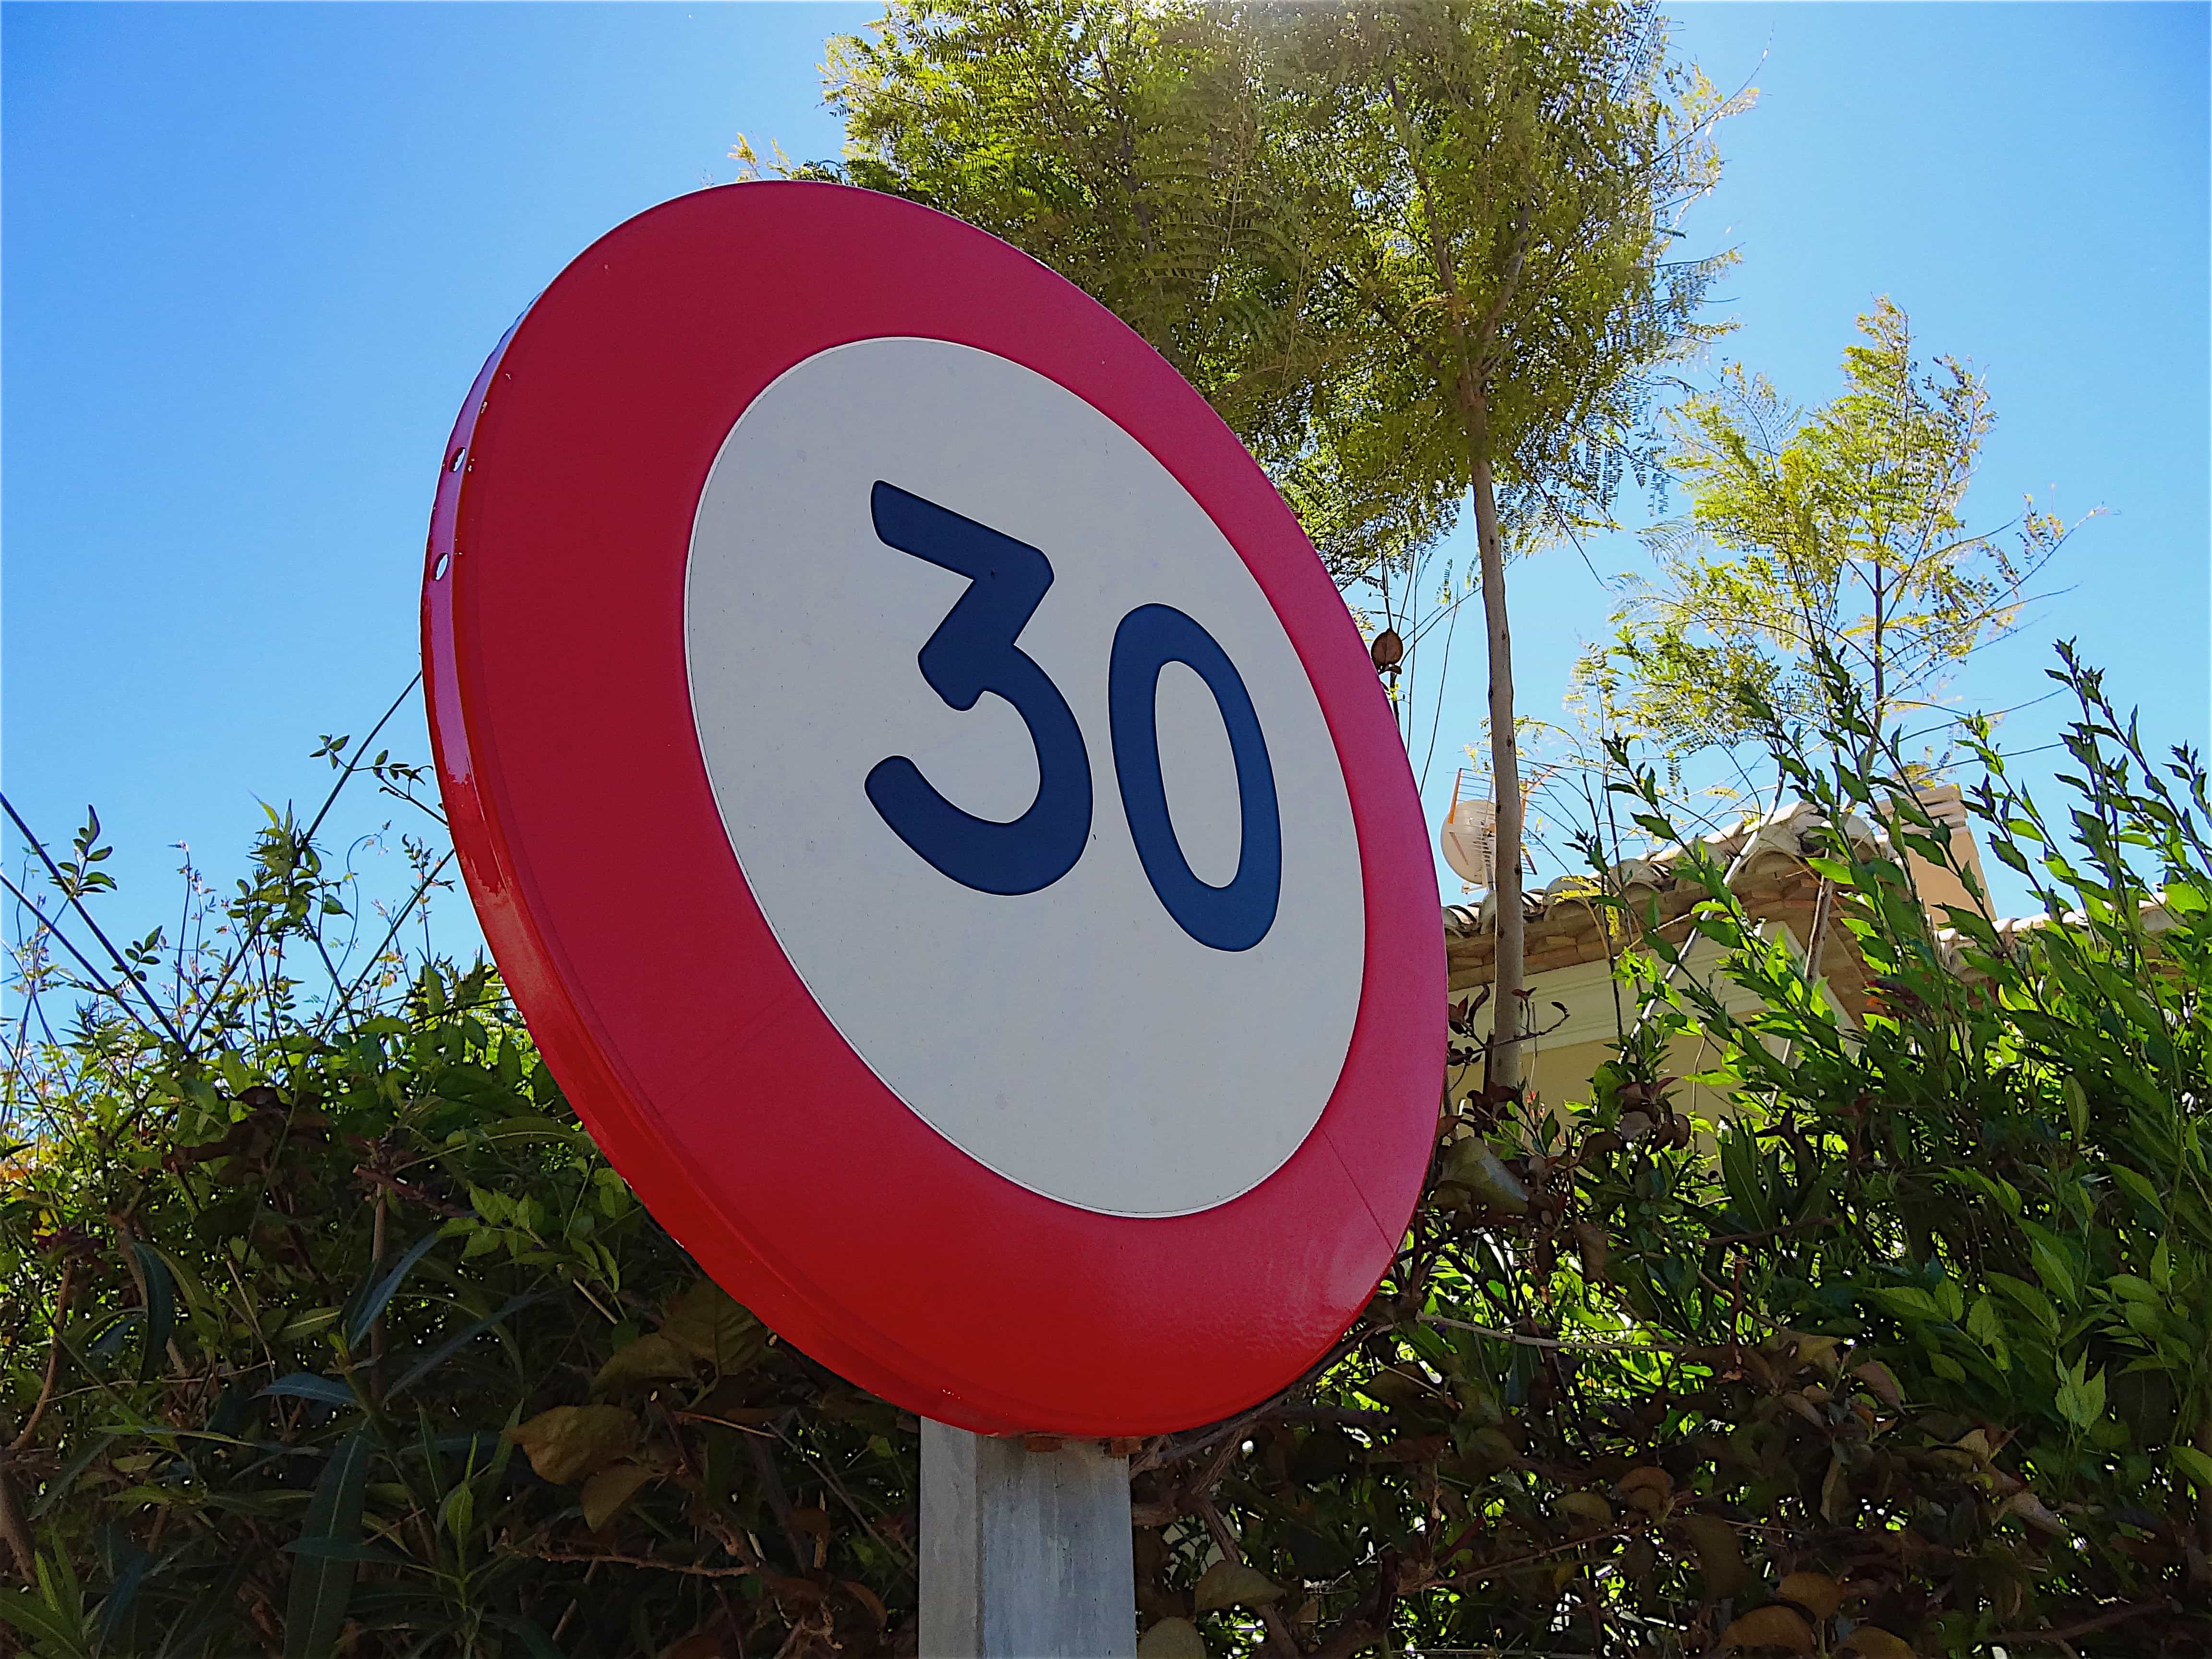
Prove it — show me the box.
[1441,800,1881,1016]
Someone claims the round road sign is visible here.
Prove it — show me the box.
[423,182,1442,1435]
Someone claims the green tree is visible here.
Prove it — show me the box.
[829,0,1740,1089]
[1604,298,2077,768]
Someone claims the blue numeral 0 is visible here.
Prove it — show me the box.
[1108,604,1282,952]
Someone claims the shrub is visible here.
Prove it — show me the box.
[5,648,2207,1656]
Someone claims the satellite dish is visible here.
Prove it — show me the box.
[1440,769,1496,888]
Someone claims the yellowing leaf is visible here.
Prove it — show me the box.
[1997,1489,2067,1535]
[505,1404,637,1485]
[1191,1560,1283,1611]
[660,1280,766,1373]
[1841,1628,1919,1658]
[1137,1616,1207,1659]
[579,1459,657,1530]
[1440,1142,1528,1214]
[1718,1604,1815,1651]
[1676,1514,1747,1600]
[1554,1491,1612,1528]
[590,1333,695,1397]
[1777,1571,1842,1621]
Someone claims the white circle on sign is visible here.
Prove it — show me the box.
[684,337,1365,1217]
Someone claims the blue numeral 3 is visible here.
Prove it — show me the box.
[865,482,1094,896]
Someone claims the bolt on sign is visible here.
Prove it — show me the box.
[423,183,1443,1435]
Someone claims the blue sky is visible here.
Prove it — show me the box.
[5,2,2206,961]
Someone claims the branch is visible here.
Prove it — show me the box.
[501,1544,757,1580]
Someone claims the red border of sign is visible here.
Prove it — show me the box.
[423,182,1442,1435]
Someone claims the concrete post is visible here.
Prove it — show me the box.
[920,1419,1135,1658]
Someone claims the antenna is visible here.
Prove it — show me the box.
[1439,768,1497,889]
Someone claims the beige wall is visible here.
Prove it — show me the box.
[1445,923,1857,1126]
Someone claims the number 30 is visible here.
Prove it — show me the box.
[865,482,1281,952]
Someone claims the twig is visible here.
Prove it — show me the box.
[353,1165,469,1220]
[10,1260,77,1453]
[1988,1603,2164,1647]
[0,797,192,1049]
[0,876,170,1050]
[1434,1523,1635,1589]
[775,1425,917,1574]
[184,675,421,1050]
[1189,1489,1302,1657]
[502,1544,756,1580]
[1421,1313,1695,1355]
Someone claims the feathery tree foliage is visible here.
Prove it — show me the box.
[1604,299,2077,767]
[826,0,1743,1087]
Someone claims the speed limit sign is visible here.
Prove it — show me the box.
[423,183,1442,1435]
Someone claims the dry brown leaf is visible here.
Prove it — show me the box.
[1572,1220,1611,1281]
[1718,1604,1816,1651]
[1137,1616,1208,1659]
[505,1404,638,1486]
[1851,1359,1903,1408]
[1819,1450,1852,1524]
[839,1579,888,1625]
[1778,1570,1843,1621]
[1781,1391,1827,1429]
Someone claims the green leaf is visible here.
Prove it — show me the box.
[2055,1357,2107,1431]
[1870,1286,1939,1322]
[387,1292,547,1401]
[2174,1443,2212,1493]
[0,1575,90,1659]
[345,1226,448,1349]
[1990,1273,2060,1336]
[1966,1297,2003,1346]
[2020,1220,2080,1304]
[283,1431,372,1659]
[130,1241,175,1383]
[260,1373,359,1409]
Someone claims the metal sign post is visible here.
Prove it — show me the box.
[423,180,1441,1651]
[920,1425,1134,1659]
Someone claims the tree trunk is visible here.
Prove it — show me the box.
[1468,448,1526,1092]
